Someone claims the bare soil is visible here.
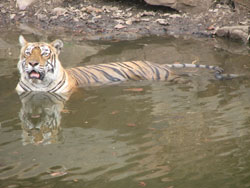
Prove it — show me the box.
[0,0,249,41]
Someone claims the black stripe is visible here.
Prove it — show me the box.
[70,68,89,85]
[131,61,147,76]
[51,54,56,69]
[74,67,91,84]
[163,68,169,79]
[46,80,54,88]
[119,62,147,79]
[119,62,134,69]
[91,67,121,82]
[115,63,128,69]
[69,69,83,85]
[19,83,28,92]
[112,63,138,80]
[126,69,142,80]
[144,61,156,74]
[116,63,139,80]
[51,77,66,92]
[20,81,31,91]
[126,61,147,79]
[96,64,127,78]
[49,72,66,92]
[154,66,161,80]
[80,67,100,83]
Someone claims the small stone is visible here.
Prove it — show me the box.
[141,18,150,22]
[115,19,125,24]
[52,7,67,16]
[156,19,169,26]
[124,12,133,18]
[37,14,47,21]
[110,7,119,11]
[239,21,248,25]
[1,9,7,14]
[125,19,133,25]
[95,15,102,19]
[115,24,126,29]
[102,6,111,13]
[16,0,35,10]
[50,15,58,20]
[142,11,155,16]
[169,14,181,19]
[163,13,171,17]
[10,14,16,20]
[73,17,79,22]
[86,6,102,13]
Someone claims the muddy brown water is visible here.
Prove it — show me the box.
[0,31,250,188]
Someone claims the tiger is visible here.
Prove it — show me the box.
[16,35,236,94]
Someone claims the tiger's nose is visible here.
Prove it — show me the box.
[29,61,39,67]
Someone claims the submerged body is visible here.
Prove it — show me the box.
[16,36,228,94]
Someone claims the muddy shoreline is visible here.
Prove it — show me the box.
[0,0,249,42]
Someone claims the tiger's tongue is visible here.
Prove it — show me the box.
[30,71,40,79]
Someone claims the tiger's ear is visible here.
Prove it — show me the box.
[51,39,63,54]
[19,35,28,47]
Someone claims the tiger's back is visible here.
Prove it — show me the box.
[67,61,172,86]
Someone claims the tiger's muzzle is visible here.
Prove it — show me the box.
[26,61,45,80]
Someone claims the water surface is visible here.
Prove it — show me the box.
[0,32,250,188]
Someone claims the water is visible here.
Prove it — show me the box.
[0,31,250,188]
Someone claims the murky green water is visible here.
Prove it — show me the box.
[0,31,250,188]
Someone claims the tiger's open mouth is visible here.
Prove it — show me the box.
[28,70,44,80]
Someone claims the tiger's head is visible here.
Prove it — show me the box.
[18,35,64,87]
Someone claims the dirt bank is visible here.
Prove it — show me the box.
[0,0,249,41]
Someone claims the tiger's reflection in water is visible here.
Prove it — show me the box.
[19,92,69,145]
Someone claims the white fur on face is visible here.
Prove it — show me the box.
[19,44,60,87]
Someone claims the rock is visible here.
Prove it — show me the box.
[144,0,211,13]
[126,19,133,25]
[216,26,250,43]
[16,0,36,10]
[1,9,7,14]
[73,17,79,22]
[115,19,125,24]
[141,18,150,22]
[169,14,182,18]
[86,6,102,13]
[37,13,48,21]
[52,7,67,16]
[141,11,156,16]
[156,19,169,26]
[10,14,16,20]
[115,24,126,29]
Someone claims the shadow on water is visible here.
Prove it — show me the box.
[0,31,250,188]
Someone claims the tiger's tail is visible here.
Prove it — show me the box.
[164,63,240,80]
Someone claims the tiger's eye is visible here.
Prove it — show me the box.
[42,52,50,57]
[25,51,31,56]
